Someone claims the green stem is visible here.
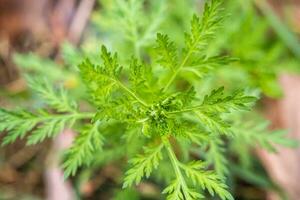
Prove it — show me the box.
[167,105,203,114]
[164,139,189,198]
[181,67,204,78]
[103,74,148,108]
[117,80,149,107]
[163,14,210,93]
[30,112,94,122]
[163,51,192,93]
[73,112,95,119]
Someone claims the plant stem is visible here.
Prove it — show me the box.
[104,74,149,108]
[163,51,192,93]
[164,139,189,199]
[117,80,149,107]
[74,112,95,119]
[34,112,93,121]
[167,105,203,114]
[163,13,210,93]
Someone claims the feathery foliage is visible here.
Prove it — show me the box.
[0,78,91,146]
[155,33,178,70]
[180,161,233,200]
[63,120,104,177]
[27,77,78,112]
[231,119,298,152]
[207,138,228,177]
[0,0,296,199]
[123,143,164,188]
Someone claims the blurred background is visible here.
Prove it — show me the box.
[0,0,300,199]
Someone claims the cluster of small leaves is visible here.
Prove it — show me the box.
[77,1,256,199]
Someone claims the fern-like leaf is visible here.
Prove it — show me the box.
[123,143,163,188]
[0,109,37,145]
[129,57,146,91]
[26,115,71,145]
[27,77,77,112]
[232,120,298,152]
[185,0,223,54]
[79,45,148,107]
[195,111,232,135]
[0,108,84,145]
[79,46,122,98]
[163,179,203,200]
[63,120,104,177]
[200,87,257,113]
[155,33,178,70]
[207,138,228,177]
[180,161,233,200]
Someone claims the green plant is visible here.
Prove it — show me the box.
[207,0,300,98]
[92,0,166,59]
[1,0,297,199]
